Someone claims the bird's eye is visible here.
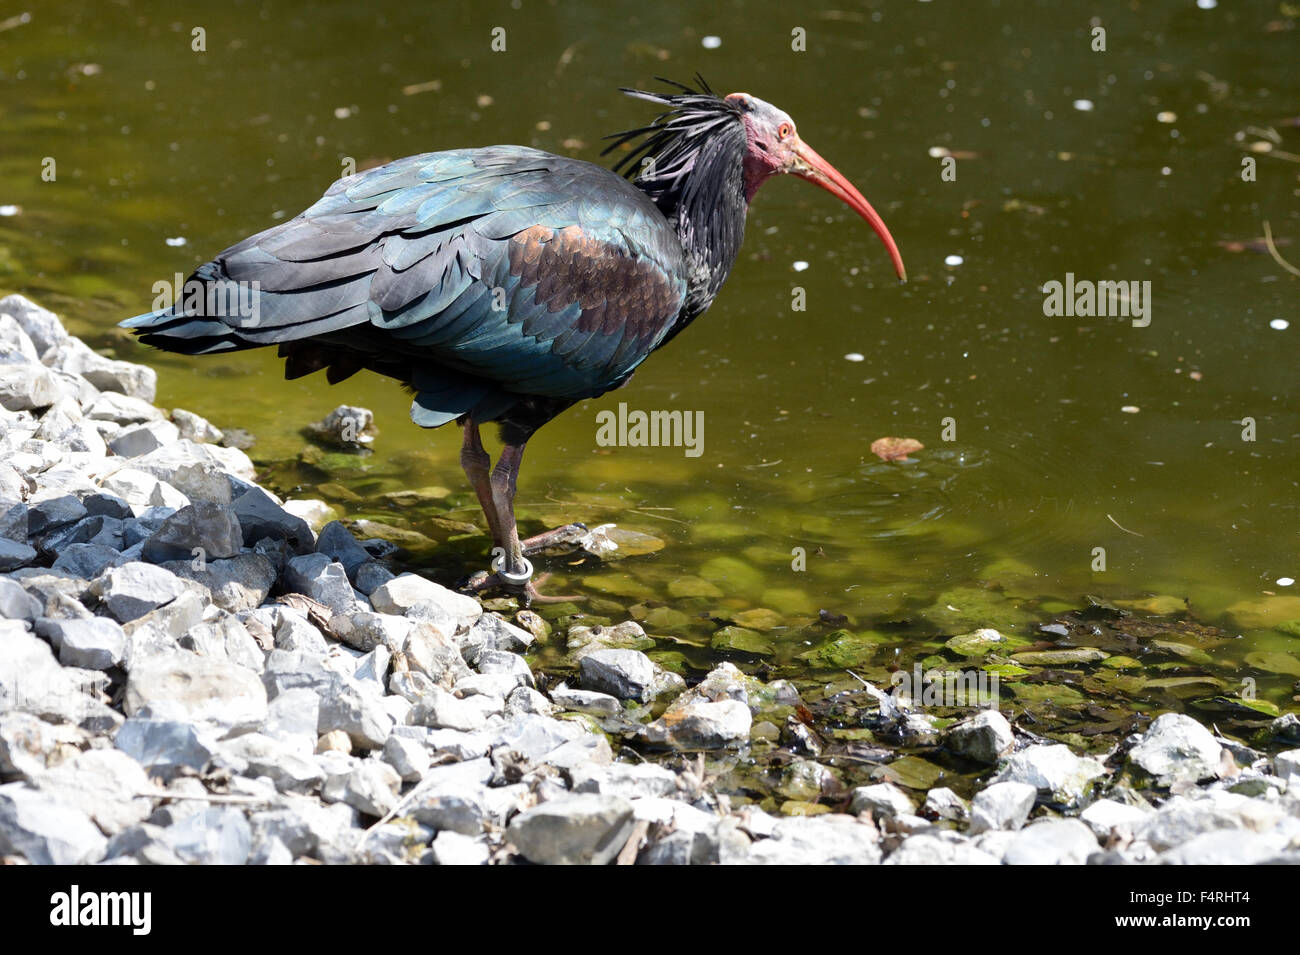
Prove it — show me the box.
[778,123,792,140]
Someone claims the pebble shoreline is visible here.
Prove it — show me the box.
[1,293,1298,865]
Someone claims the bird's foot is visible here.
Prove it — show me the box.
[461,568,584,607]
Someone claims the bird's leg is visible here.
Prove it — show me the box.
[460,420,503,550]
[489,441,531,583]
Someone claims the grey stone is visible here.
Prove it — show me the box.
[263,650,393,750]
[1,295,68,357]
[164,553,277,613]
[86,391,162,426]
[141,501,243,564]
[370,573,481,629]
[353,561,395,596]
[579,648,656,702]
[125,651,268,731]
[284,553,357,614]
[38,617,126,670]
[179,613,266,672]
[29,748,153,835]
[993,744,1107,804]
[108,419,180,457]
[1127,713,1223,786]
[232,486,315,554]
[1159,828,1294,865]
[411,786,490,835]
[315,521,370,576]
[51,542,123,578]
[1080,798,1152,839]
[323,759,401,817]
[508,794,636,865]
[0,537,37,571]
[477,648,534,689]
[263,687,321,751]
[0,782,107,864]
[885,833,1001,865]
[217,733,326,794]
[504,685,558,719]
[744,815,882,865]
[114,719,217,779]
[1275,749,1300,780]
[159,807,252,865]
[0,362,58,411]
[921,787,969,823]
[404,622,471,686]
[946,709,1015,764]
[468,612,535,653]
[430,830,489,865]
[570,761,678,799]
[0,578,42,621]
[409,686,488,732]
[969,781,1038,833]
[1002,819,1099,865]
[91,561,191,622]
[171,408,223,444]
[849,782,915,820]
[644,698,752,750]
[27,494,87,536]
[382,735,429,782]
[267,607,329,655]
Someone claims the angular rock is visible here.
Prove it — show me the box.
[849,782,915,820]
[993,744,1107,804]
[141,501,243,564]
[159,807,252,865]
[125,651,268,731]
[946,709,1015,764]
[969,781,1038,833]
[114,718,217,779]
[164,553,277,613]
[430,829,490,865]
[232,486,314,554]
[370,573,481,629]
[38,617,126,670]
[315,521,370,576]
[0,782,107,864]
[645,698,752,750]
[507,794,636,865]
[1127,713,1224,786]
[283,553,357,614]
[579,648,656,702]
[91,561,191,622]
[1002,818,1099,865]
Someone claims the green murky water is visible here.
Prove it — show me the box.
[3,1,1298,745]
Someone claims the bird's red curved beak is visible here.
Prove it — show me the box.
[788,138,907,282]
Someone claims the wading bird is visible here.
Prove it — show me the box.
[124,77,905,601]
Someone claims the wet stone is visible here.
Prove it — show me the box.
[946,709,1015,764]
[579,648,656,702]
[232,486,315,555]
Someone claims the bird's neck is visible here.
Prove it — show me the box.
[662,155,750,321]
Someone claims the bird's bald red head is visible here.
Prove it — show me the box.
[725,90,906,282]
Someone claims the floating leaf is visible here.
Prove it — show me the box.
[870,436,924,462]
